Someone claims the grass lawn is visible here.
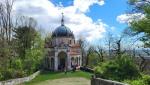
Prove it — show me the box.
[24,70,92,85]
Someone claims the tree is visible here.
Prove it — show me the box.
[94,46,106,62]
[78,38,87,66]
[95,54,140,81]
[13,26,37,59]
[105,31,114,58]
[112,35,125,56]
[86,45,95,66]
[0,0,14,69]
[128,0,150,47]
[0,0,14,42]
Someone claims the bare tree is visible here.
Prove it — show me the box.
[105,31,114,58]
[78,37,87,66]
[0,0,14,42]
[86,45,95,66]
[138,53,147,72]
[138,47,150,72]
[112,34,126,56]
[0,0,15,69]
[94,46,105,62]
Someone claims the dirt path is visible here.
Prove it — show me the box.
[31,77,90,85]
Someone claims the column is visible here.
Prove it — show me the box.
[67,54,71,70]
[79,56,82,66]
[54,52,58,71]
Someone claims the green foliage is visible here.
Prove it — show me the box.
[23,32,44,74]
[0,72,2,80]
[14,26,37,59]
[87,53,99,68]
[124,75,150,85]
[128,0,150,47]
[94,54,140,81]
[0,27,44,81]
[0,68,26,80]
[11,59,23,70]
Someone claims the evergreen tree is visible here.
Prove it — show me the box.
[128,0,150,47]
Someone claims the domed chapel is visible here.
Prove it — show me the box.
[44,13,82,71]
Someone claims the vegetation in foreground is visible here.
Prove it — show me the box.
[94,54,150,85]
[0,0,44,81]
[95,54,140,81]
[25,70,92,85]
[124,74,150,85]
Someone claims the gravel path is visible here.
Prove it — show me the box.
[31,77,90,85]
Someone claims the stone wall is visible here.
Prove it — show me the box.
[0,71,40,85]
[91,76,128,85]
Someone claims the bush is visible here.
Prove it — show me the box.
[1,68,15,80]
[13,70,26,78]
[142,75,150,85]
[94,54,140,81]
[11,59,23,70]
[124,75,150,85]
[0,72,2,80]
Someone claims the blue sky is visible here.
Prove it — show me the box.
[13,0,132,43]
[51,0,128,35]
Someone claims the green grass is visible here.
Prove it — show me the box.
[25,70,92,85]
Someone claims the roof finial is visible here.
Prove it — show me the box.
[61,12,64,26]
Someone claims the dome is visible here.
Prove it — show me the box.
[52,25,74,38]
[52,13,74,38]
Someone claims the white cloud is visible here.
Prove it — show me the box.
[74,0,105,13]
[13,0,106,42]
[117,13,145,24]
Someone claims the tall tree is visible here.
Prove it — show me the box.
[128,0,150,47]
[78,38,87,66]
[13,17,37,59]
[0,0,14,68]
[105,31,114,58]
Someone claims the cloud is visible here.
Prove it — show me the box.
[74,0,105,13]
[117,13,145,24]
[13,0,106,41]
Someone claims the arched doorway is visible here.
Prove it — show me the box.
[58,51,67,70]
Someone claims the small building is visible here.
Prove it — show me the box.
[44,13,82,71]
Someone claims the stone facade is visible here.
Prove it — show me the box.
[44,14,82,71]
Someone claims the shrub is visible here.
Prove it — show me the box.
[142,75,150,85]
[11,59,23,70]
[0,72,2,80]
[13,70,26,78]
[124,75,150,85]
[1,68,15,80]
[94,54,140,81]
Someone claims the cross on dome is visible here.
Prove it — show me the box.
[61,13,64,26]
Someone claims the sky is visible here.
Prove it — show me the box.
[12,0,136,43]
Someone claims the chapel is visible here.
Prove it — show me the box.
[44,13,82,71]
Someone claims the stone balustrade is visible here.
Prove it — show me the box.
[91,75,128,85]
[0,71,40,85]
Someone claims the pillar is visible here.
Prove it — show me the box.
[54,52,58,71]
[67,53,71,70]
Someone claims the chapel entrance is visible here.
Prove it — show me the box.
[58,51,67,71]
